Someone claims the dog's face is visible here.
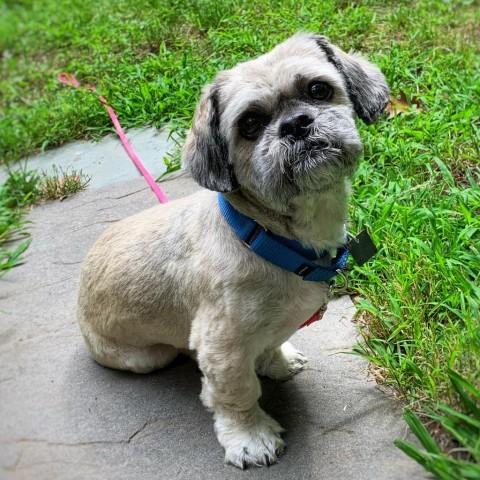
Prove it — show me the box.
[183,34,389,208]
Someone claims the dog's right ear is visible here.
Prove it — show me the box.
[312,35,390,125]
[182,83,239,192]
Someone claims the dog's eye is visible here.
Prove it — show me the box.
[308,81,333,101]
[239,113,268,140]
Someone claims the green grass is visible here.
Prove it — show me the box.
[0,166,39,275]
[394,370,480,479]
[1,0,479,476]
[0,164,89,273]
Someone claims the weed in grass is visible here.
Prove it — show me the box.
[157,129,185,180]
[39,165,91,200]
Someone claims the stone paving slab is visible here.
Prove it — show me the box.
[0,128,175,188]
[0,175,430,480]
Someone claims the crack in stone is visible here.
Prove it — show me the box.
[21,439,125,446]
[70,219,121,233]
[113,188,148,199]
[95,205,119,212]
[63,188,148,213]
[37,276,76,289]
[13,418,160,455]
[65,198,114,211]
[127,418,158,443]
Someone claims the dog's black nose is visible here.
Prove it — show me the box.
[280,114,314,139]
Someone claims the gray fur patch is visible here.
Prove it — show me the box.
[185,87,239,192]
[312,36,390,124]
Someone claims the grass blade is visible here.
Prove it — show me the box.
[402,410,442,454]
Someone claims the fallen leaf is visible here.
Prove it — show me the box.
[385,91,423,119]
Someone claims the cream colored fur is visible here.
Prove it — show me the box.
[77,33,388,469]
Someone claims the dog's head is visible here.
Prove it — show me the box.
[183,33,389,207]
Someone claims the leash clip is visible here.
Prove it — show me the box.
[329,269,349,297]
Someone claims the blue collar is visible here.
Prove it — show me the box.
[218,193,349,282]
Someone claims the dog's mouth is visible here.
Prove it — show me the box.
[290,137,331,152]
[270,130,363,191]
[283,135,346,168]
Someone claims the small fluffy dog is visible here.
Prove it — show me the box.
[77,33,389,468]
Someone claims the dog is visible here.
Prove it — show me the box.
[77,33,389,468]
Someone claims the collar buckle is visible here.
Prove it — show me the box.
[242,223,265,249]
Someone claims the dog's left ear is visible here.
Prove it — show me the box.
[182,83,239,192]
[313,35,390,124]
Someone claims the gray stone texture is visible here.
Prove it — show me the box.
[0,128,175,188]
[0,134,430,479]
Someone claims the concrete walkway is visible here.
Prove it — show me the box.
[0,134,429,479]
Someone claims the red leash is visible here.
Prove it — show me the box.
[58,73,169,204]
[299,305,327,329]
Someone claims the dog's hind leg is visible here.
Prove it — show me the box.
[82,331,179,374]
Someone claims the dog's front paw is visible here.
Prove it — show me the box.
[256,342,308,381]
[214,406,285,469]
